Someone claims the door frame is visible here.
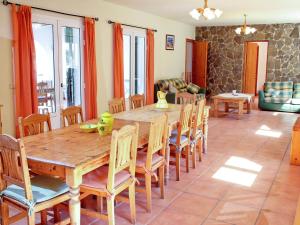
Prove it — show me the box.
[242,41,259,95]
[122,26,147,99]
[185,38,194,83]
[32,12,85,128]
[242,40,270,96]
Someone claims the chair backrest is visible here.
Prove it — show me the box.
[192,99,206,138]
[18,113,52,138]
[109,98,126,114]
[176,104,193,145]
[61,106,83,127]
[107,123,139,192]
[146,114,168,169]
[175,92,196,105]
[0,135,32,200]
[129,94,145,110]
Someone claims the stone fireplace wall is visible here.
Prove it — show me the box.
[196,23,300,95]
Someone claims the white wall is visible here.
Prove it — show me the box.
[0,0,195,135]
[254,42,268,93]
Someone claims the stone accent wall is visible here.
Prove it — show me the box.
[196,23,300,95]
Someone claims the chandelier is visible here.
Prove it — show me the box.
[190,0,222,20]
[235,14,257,35]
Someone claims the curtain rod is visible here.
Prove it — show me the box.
[2,0,99,21]
[107,20,157,32]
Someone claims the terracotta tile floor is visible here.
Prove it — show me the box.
[10,109,300,225]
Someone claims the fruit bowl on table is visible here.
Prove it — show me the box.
[79,124,98,133]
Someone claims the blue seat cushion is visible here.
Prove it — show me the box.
[170,129,188,144]
[1,175,69,208]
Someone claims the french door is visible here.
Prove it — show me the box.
[123,27,146,99]
[32,15,84,128]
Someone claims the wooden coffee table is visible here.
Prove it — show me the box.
[212,93,254,119]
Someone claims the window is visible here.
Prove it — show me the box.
[123,28,146,98]
[32,15,84,128]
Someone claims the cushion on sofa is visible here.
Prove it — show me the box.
[264,81,293,91]
[173,79,188,90]
[293,91,300,99]
[157,79,187,92]
[291,99,300,105]
[178,88,188,93]
[265,97,292,104]
[294,83,300,91]
[187,83,201,94]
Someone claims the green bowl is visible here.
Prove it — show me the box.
[80,124,98,133]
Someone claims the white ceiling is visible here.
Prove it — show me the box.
[104,0,300,26]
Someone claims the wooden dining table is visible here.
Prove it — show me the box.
[22,103,210,224]
[23,119,150,225]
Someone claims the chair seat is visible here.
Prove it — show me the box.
[191,128,203,140]
[170,129,189,145]
[82,166,131,190]
[0,175,68,207]
[136,152,164,168]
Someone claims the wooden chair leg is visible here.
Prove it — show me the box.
[159,166,165,199]
[185,146,190,173]
[96,196,104,213]
[128,183,136,224]
[198,139,203,162]
[192,144,196,169]
[1,202,9,225]
[53,205,61,222]
[27,213,35,225]
[40,210,47,225]
[176,152,181,181]
[145,173,152,213]
[107,196,115,225]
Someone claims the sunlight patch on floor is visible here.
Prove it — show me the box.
[255,125,282,138]
[212,156,263,187]
[212,167,257,187]
[225,156,263,172]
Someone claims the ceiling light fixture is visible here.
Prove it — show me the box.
[235,14,257,35]
[190,0,222,20]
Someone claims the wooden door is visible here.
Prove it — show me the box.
[192,41,208,88]
[185,39,193,83]
[243,42,259,94]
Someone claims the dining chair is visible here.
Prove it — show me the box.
[135,114,168,212]
[175,92,196,105]
[18,113,52,138]
[80,123,139,225]
[129,94,145,110]
[0,134,70,225]
[190,99,206,166]
[169,104,193,181]
[61,105,83,127]
[109,98,126,114]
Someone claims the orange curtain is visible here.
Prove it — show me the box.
[84,18,98,120]
[146,29,154,104]
[113,23,124,98]
[12,4,38,136]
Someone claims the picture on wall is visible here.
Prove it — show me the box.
[166,34,175,50]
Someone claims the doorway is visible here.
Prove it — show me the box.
[243,41,269,95]
[32,14,84,129]
[185,39,208,88]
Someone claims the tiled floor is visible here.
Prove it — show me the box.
[10,108,300,225]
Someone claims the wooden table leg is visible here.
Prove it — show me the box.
[164,126,172,185]
[203,107,209,154]
[247,101,251,114]
[224,102,229,112]
[238,101,244,119]
[213,99,219,117]
[66,168,82,225]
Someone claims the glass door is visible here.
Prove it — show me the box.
[123,27,146,100]
[32,15,84,128]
